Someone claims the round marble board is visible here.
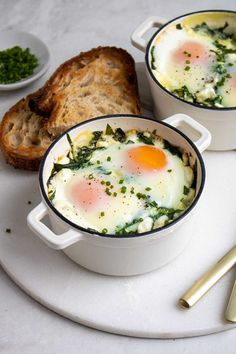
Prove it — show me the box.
[0,63,236,338]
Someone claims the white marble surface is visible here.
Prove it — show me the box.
[1,0,236,353]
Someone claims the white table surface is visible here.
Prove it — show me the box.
[1,0,236,353]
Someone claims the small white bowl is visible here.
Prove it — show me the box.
[0,30,50,90]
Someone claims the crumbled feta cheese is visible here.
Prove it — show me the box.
[143,132,151,138]
[154,215,169,228]
[137,216,153,233]
[196,83,216,102]
[184,166,194,186]
[58,156,70,164]
[96,140,109,148]
[226,53,236,62]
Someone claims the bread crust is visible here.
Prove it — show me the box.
[29,47,140,136]
[1,46,141,170]
[0,99,52,170]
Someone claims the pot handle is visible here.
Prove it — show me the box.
[131,16,166,52]
[27,202,84,250]
[163,114,212,153]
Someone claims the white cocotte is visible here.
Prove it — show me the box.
[131,10,236,150]
[27,114,211,276]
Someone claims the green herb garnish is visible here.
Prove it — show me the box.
[137,132,154,145]
[0,46,38,84]
[184,66,190,71]
[105,124,114,135]
[150,46,156,70]
[145,187,152,191]
[163,139,182,158]
[183,186,189,195]
[48,190,56,202]
[172,85,195,103]
[115,218,144,235]
[193,22,233,40]
[136,192,148,200]
[120,186,127,193]
[113,128,126,143]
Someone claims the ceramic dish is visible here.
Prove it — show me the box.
[0,30,50,90]
[27,114,211,276]
[131,10,236,151]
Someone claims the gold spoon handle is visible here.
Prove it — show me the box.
[179,245,236,309]
[225,281,236,322]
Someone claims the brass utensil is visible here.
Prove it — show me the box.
[225,280,236,322]
[179,245,236,313]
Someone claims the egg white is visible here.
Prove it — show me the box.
[49,133,194,234]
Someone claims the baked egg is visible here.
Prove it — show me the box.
[150,14,236,108]
[47,125,196,235]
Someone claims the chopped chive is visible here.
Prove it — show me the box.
[105,188,111,196]
[105,124,114,135]
[101,180,105,185]
[149,201,158,207]
[120,186,127,193]
[105,181,111,186]
[100,211,105,217]
[184,66,190,71]
[185,60,190,64]
[136,192,148,200]
[130,187,135,194]
[107,156,111,162]
[113,192,117,197]
[167,169,172,173]
[96,160,100,164]
[119,179,124,184]
[183,186,189,195]
[88,174,94,179]
[101,228,108,234]
[145,187,152,191]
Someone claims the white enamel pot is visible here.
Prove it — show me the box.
[131,10,236,151]
[27,114,211,276]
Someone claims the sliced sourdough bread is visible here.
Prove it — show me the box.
[29,46,140,137]
[0,98,53,170]
[0,46,140,170]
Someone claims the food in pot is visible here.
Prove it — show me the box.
[150,19,236,108]
[47,124,196,235]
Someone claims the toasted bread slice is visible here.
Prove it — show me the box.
[0,47,140,171]
[0,98,53,171]
[29,47,140,137]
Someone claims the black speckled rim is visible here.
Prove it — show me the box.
[145,9,236,111]
[39,114,206,239]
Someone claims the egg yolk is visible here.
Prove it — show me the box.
[126,146,167,173]
[70,178,107,210]
[173,41,208,64]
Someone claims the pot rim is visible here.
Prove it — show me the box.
[39,114,205,239]
[145,9,236,112]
